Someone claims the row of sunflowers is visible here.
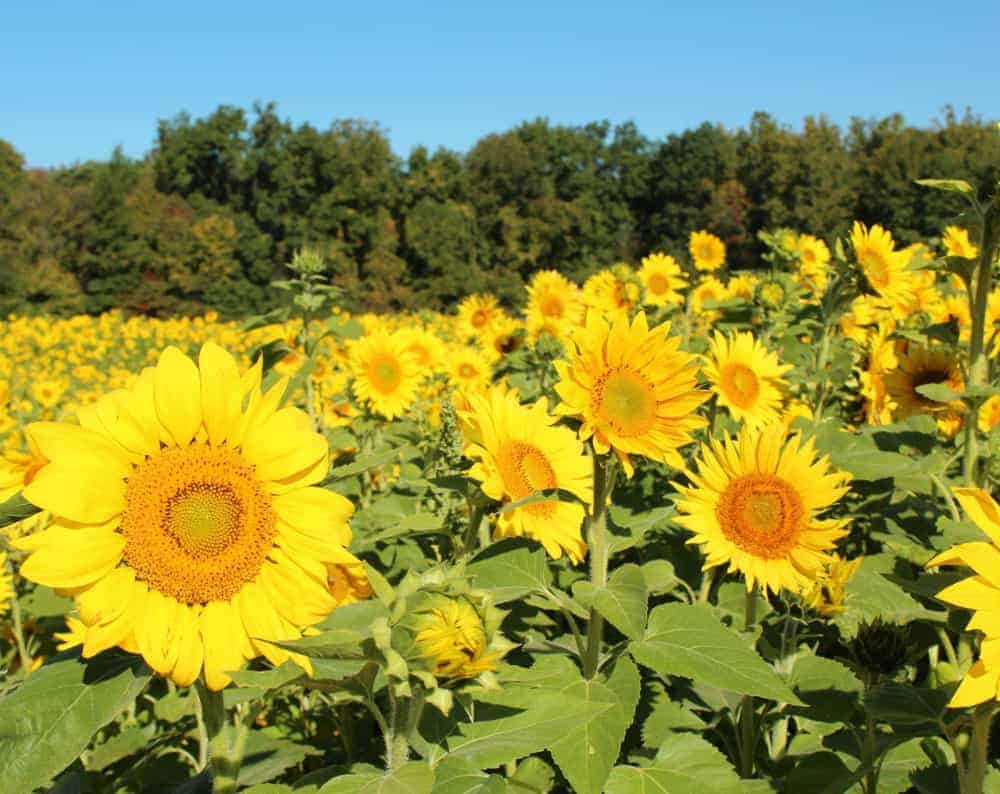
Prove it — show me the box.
[2,194,1000,793]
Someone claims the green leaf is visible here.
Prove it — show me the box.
[865,683,949,727]
[834,555,944,637]
[590,564,648,640]
[497,487,584,514]
[0,650,151,794]
[630,603,802,704]
[640,560,680,596]
[507,757,556,793]
[430,759,505,794]
[319,762,434,794]
[915,178,975,195]
[604,733,743,794]
[787,655,861,723]
[915,383,962,403]
[549,657,641,794]
[238,731,319,787]
[444,694,606,769]
[0,492,40,530]
[228,662,304,692]
[468,539,552,604]
[85,724,153,770]
[327,445,420,481]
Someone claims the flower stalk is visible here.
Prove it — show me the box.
[195,681,249,794]
[582,452,618,679]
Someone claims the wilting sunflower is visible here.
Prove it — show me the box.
[850,222,917,308]
[803,554,863,617]
[674,423,851,595]
[16,342,363,690]
[350,330,423,419]
[555,311,708,474]
[456,294,502,341]
[639,252,687,307]
[883,343,964,433]
[414,595,498,679]
[689,230,726,272]
[703,331,792,429]
[462,386,592,563]
[927,488,1000,706]
[525,270,584,342]
[943,226,979,260]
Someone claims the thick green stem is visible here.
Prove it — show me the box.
[738,586,759,778]
[195,682,248,794]
[582,453,617,679]
[963,194,1000,486]
[962,703,995,794]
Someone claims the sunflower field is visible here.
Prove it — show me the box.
[1,179,999,794]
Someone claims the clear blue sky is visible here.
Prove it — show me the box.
[2,0,997,168]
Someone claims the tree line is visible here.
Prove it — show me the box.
[1,103,997,316]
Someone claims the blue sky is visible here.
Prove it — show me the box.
[2,0,997,168]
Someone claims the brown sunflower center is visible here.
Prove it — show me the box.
[718,363,761,410]
[540,295,565,318]
[592,367,658,437]
[457,362,478,379]
[119,443,277,604]
[496,440,558,516]
[471,309,491,328]
[368,354,402,394]
[647,273,671,295]
[716,474,805,559]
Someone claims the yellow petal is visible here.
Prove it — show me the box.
[927,542,1000,587]
[950,659,1000,708]
[170,606,204,687]
[200,600,248,691]
[26,422,132,475]
[134,591,180,676]
[23,462,126,524]
[935,575,998,610]
[155,346,202,447]
[953,488,1000,545]
[17,524,124,589]
[77,566,137,625]
[82,578,145,658]
[199,342,243,447]
[273,487,354,546]
[241,407,327,482]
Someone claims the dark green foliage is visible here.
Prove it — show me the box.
[0,104,996,316]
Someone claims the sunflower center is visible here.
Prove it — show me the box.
[457,362,478,379]
[592,367,658,437]
[716,474,805,559]
[471,309,490,328]
[540,295,565,318]
[368,355,402,394]
[119,444,277,604]
[718,363,761,410]
[496,440,558,516]
[648,273,670,295]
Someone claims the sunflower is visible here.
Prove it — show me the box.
[690,275,729,314]
[703,331,791,429]
[554,311,708,474]
[582,266,640,317]
[943,226,979,260]
[927,488,1000,706]
[675,423,851,595]
[859,325,899,425]
[802,554,863,617]
[979,395,1000,433]
[883,343,964,432]
[639,252,687,307]
[350,330,423,419]
[447,345,494,392]
[689,230,726,272]
[462,386,592,563]
[0,551,13,616]
[796,234,831,295]
[414,595,498,679]
[456,294,502,341]
[850,222,917,308]
[398,327,446,372]
[15,342,363,690]
[482,315,525,362]
[525,270,584,342]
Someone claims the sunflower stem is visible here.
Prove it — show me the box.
[582,452,617,679]
[961,703,996,794]
[738,585,759,778]
[195,680,247,793]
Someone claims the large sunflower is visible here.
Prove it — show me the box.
[462,386,592,563]
[703,331,791,429]
[350,330,423,419]
[15,343,363,690]
[850,222,918,308]
[639,252,688,307]
[927,488,1000,707]
[674,424,851,595]
[554,311,708,474]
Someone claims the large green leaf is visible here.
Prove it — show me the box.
[630,603,801,704]
[319,762,434,794]
[834,554,944,637]
[467,539,552,604]
[590,563,648,640]
[0,650,151,794]
[0,491,40,530]
[604,733,743,794]
[430,759,505,794]
[548,657,641,794]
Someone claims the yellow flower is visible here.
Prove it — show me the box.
[462,386,592,563]
[582,266,639,317]
[555,311,708,474]
[859,325,899,426]
[884,344,964,433]
[927,488,1000,706]
[979,395,1000,433]
[796,234,831,295]
[803,555,863,617]
[675,424,851,595]
[456,294,502,341]
[943,226,979,259]
[398,327,446,372]
[415,596,498,679]
[447,345,493,392]
[55,615,88,651]
[350,331,423,419]
[0,551,13,616]
[525,270,584,342]
[703,331,792,430]
[638,253,687,307]
[16,342,362,691]
[690,275,729,315]
[689,230,726,272]
[482,314,524,362]
[850,222,917,308]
